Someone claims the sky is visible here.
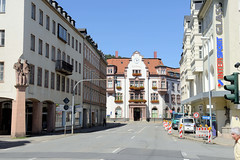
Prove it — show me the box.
[57,0,190,68]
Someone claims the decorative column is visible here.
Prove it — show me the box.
[47,103,56,132]
[11,59,30,138]
[11,85,28,138]
[32,102,42,134]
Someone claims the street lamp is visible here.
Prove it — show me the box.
[201,36,212,140]
[71,78,112,134]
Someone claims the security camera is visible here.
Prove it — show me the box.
[234,62,240,68]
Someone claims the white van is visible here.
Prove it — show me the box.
[178,117,196,133]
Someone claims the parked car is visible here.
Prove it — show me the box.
[178,117,196,133]
[171,113,184,130]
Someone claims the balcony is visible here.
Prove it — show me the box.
[128,99,147,103]
[55,60,73,75]
[191,59,203,74]
[114,100,123,103]
[158,87,167,95]
[151,100,159,103]
[129,86,144,90]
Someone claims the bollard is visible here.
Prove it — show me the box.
[168,122,172,135]
[207,127,212,143]
[179,124,183,138]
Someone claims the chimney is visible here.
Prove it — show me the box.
[115,51,118,58]
[154,51,157,58]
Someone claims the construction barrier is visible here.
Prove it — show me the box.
[207,127,212,143]
[168,122,172,134]
[196,127,208,137]
[165,121,169,131]
[179,124,183,138]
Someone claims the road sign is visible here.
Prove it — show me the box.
[207,105,213,108]
[63,97,70,104]
[202,116,211,120]
[193,112,199,118]
[64,105,69,110]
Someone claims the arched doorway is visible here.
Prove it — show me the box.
[115,106,122,118]
[134,108,141,121]
[151,107,158,118]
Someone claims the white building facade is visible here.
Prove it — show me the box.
[0,0,106,136]
[180,0,240,137]
[106,51,181,121]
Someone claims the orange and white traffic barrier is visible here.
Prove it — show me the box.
[168,122,172,134]
[163,120,166,128]
[165,121,169,131]
[207,127,212,143]
[196,127,208,137]
[179,124,183,138]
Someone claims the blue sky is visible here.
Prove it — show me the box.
[57,0,190,68]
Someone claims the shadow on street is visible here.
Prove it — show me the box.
[0,140,30,149]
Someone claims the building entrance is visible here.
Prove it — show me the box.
[0,102,12,135]
[134,108,141,121]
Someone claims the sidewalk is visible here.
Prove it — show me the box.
[0,122,124,149]
[169,127,235,146]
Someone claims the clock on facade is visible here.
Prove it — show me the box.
[134,57,140,64]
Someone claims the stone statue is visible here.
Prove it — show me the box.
[13,59,30,85]
[22,60,30,85]
[13,59,23,85]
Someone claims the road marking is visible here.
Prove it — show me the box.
[112,147,121,153]
[28,158,37,160]
[181,152,188,157]
[137,126,147,134]
[128,129,133,132]
[131,136,135,140]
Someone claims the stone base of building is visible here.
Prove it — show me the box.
[221,126,232,138]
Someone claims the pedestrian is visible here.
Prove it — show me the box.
[231,127,240,160]
[103,118,106,127]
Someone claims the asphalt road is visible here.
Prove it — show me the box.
[0,122,234,160]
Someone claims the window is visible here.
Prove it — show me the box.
[66,78,69,93]
[75,61,77,72]
[108,80,113,88]
[38,39,43,55]
[39,9,43,26]
[56,74,60,91]
[67,55,70,63]
[116,80,121,87]
[0,62,4,82]
[72,36,74,48]
[0,30,5,46]
[165,94,169,103]
[75,81,77,95]
[108,68,113,74]
[58,24,67,42]
[29,64,35,85]
[44,70,49,88]
[152,81,157,87]
[71,79,73,94]
[171,94,176,104]
[199,46,202,58]
[46,15,50,30]
[75,40,78,51]
[172,83,175,91]
[79,63,81,74]
[31,3,36,20]
[30,34,35,51]
[115,93,122,100]
[57,49,61,60]
[52,20,56,35]
[79,42,81,54]
[177,95,181,104]
[151,93,158,101]
[62,76,65,92]
[51,46,55,61]
[51,72,55,89]
[37,67,42,86]
[67,33,70,45]
[62,52,66,61]
[161,80,166,88]
[45,43,49,58]
[78,84,81,96]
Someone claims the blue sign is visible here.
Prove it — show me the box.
[202,116,211,120]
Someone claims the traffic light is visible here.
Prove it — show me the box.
[224,72,239,104]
